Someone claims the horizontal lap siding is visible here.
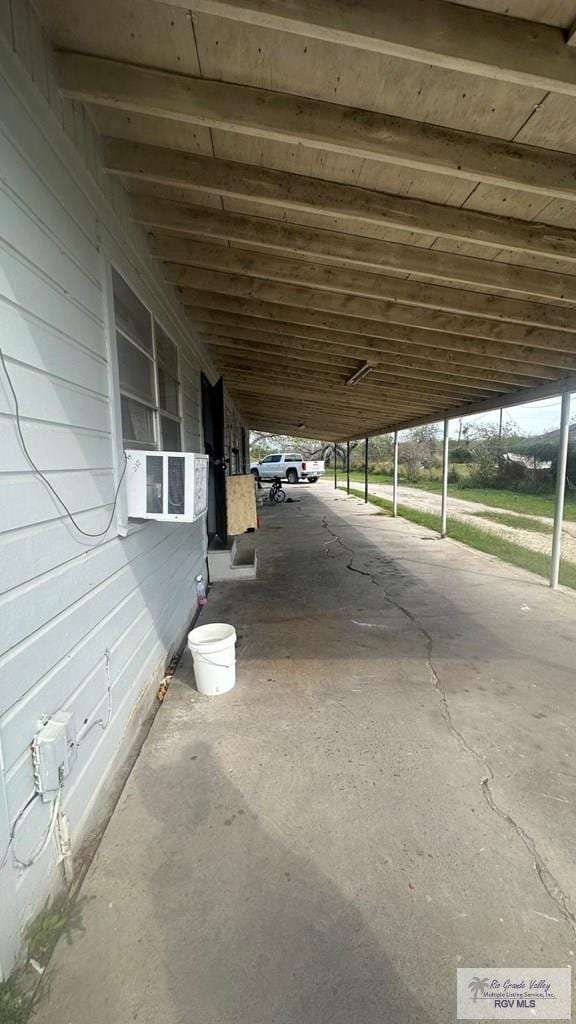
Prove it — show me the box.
[0,1,218,976]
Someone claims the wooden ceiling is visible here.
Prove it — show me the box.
[39,0,576,440]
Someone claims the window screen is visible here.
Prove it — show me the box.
[161,415,181,451]
[111,270,183,453]
[112,268,153,353]
[121,397,156,449]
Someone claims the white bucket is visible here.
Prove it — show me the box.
[188,622,237,696]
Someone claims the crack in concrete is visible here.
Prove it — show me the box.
[321,514,576,939]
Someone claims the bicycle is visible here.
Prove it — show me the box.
[268,476,287,504]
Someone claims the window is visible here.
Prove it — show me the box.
[285,454,301,462]
[111,268,182,451]
[262,454,282,463]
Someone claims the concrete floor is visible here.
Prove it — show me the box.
[33,482,576,1024]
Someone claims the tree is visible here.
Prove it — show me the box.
[397,424,440,479]
[249,432,345,465]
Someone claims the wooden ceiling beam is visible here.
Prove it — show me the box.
[191,310,568,378]
[238,398,392,424]
[224,374,479,412]
[175,273,576,354]
[200,327,548,386]
[142,215,576,305]
[58,53,576,200]
[243,420,363,440]
[159,0,576,98]
[104,139,576,265]
[215,351,500,398]
[160,240,576,331]
[237,391,424,420]
[243,419,388,439]
[226,384,448,418]
[204,333,540,388]
[209,339,524,393]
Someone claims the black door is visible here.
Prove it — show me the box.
[201,374,227,545]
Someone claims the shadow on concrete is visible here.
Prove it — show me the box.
[140,740,434,1024]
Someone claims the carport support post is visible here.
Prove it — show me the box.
[441,419,449,539]
[334,443,337,489]
[346,441,350,495]
[550,391,571,589]
[364,438,368,503]
[392,431,399,517]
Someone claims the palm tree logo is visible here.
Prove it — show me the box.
[468,977,490,1002]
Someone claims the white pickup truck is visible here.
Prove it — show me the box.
[250,452,325,484]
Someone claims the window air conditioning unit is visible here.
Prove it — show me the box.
[125,450,208,522]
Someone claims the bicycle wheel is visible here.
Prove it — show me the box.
[273,487,287,503]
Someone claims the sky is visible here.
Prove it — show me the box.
[442,394,570,441]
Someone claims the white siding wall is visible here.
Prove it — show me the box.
[0,1,243,975]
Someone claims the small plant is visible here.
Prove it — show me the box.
[25,892,86,965]
[0,892,88,1024]
[0,974,31,1024]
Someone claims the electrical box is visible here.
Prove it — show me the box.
[124,451,208,523]
[32,712,77,802]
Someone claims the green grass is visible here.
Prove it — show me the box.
[344,471,576,521]
[340,486,576,590]
[472,510,553,535]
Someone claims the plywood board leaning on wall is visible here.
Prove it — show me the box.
[226,474,257,536]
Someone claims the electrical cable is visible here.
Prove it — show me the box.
[12,789,62,871]
[77,648,113,745]
[0,348,127,538]
[0,793,37,875]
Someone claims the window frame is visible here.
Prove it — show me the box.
[110,267,183,453]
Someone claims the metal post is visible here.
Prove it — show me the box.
[392,430,399,517]
[441,419,449,539]
[334,442,337,488]
[346,441,350,495]
[550,391,571,589]
[364,437,369,503]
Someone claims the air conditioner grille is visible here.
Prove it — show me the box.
[168,457,185,515]
[146,455,163,514]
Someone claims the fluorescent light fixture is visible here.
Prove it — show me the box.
[345,361,376,387]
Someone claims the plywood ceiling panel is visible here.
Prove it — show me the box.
[218,196,435,248]
[531,197,576,229]
[193,13,546,140]
[89,106,214,155]
[514,93,576,152]
[224,239,411,278]
[38,0,201,74]
[429,237,504,260]
[125,180,224,209]
[452,0,576,29]
[462,183,555,222]
[210,131,475,207]
[491,249,576,275]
